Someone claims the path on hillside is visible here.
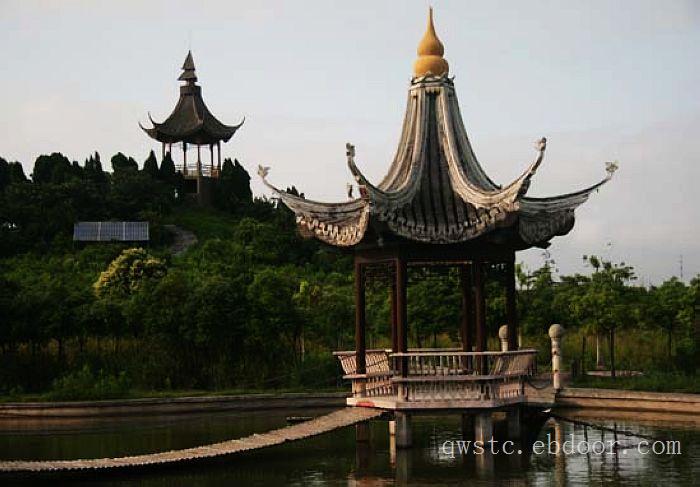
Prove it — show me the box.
[164,224,197,256]
[0,407,382,474]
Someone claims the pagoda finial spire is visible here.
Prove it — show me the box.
[178,50,197,84]
[413,7,449,78]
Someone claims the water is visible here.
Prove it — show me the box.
[1,408,698,486]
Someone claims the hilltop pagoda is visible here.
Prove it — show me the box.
[260,10,615,416]
[141,51,244,201]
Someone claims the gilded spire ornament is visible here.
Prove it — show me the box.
[413,7,449,77]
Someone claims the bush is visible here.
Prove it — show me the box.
[675,338,698,375]
[47,365,131,401]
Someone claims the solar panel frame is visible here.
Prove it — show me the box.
[73,222,149,242]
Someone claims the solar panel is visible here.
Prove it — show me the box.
[73,222,149,242]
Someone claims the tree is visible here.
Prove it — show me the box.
[84,152,108,187]
[572,256,637,378]
[159,152,176,181]
[519,259,557,337]
[108,169,173,218]
[32,153,78,183]
[647,277,692,359]
[408,274,459,348]
[110,152,138,173]
[8,161,27,184]
[143,150,159,179]
[232,159,252,202]
[94,248,167,298]
[158,151,184,201]
[215,158,253,213]
[0,157,27,191]
[247,266,304,374]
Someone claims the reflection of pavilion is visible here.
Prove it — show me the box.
[262,8,613,447]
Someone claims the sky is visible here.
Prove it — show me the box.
[1,0,699,284]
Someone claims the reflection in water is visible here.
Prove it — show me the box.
[0,408,698,486]
[394,448,412,486]
[553,419,566,487]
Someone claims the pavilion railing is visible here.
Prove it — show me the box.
[334,349,394,398]
[334,349,537,402]
[175,164,221,178]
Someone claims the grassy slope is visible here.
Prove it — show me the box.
[166,204,239,241]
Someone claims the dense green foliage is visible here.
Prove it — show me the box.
[0,151,698,400]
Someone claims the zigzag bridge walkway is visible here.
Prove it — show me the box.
[0,407,382,475]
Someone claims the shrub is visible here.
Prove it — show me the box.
[675,338,698,375]
[47,365,131,401]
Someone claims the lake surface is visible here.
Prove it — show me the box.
[1,407,698,486]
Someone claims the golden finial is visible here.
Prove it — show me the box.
[413,7,449,78]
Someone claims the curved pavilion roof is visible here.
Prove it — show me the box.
[140,51,244,146]
[260,10,616,250]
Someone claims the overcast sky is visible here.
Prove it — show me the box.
[1,0,698,284]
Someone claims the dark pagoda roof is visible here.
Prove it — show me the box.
[140,51,243,146]
[259,15,616,250]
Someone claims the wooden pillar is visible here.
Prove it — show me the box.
[505,255,518,351]
[396,258,408,378]
[474,412,493,444]
[209,144,214,175]
[196,144,202,176]
[355,260,366,379]
[217,141,222,171]
[460,264,473,352]
[182,142,188,175]
[394,412,412,448]
[161,142,165,160]
[390,273,398,353]
[474,260,487,373]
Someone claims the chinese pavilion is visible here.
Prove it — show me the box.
[260,9,615,420]
[141,51,244,201]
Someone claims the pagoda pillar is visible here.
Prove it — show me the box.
[460,263,474,373]
[217,142,221,172]
[196,144,202,176]
[209,144,214,176]
[390,273,398,353]
[161,142,165,160]
[182,142,188,175]
[396,258,408,379]
[505,254,519,351]
[474,260,487,373]
[354,260,367,391]
[460,264,474,352]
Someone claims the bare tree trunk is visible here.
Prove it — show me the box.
[609,328,616,379]
[596,333,605,369]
